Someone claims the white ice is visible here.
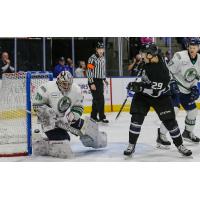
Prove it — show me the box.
[1,111,200,162]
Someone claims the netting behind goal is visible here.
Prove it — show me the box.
[0,72,53,157]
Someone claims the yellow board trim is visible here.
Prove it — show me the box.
[83,102,200,113]
[1,103,200,119]
[84,105,112,113]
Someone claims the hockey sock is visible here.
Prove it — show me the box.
[129,114,144,144]
[163,119,182,147]
[160,107,179,135]
[185,109,197,132]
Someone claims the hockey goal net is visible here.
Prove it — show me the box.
[0,72,53,157]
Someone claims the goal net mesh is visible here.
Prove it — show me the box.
[0,72,51,157]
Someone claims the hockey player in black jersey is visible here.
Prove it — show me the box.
[124,43,192,157]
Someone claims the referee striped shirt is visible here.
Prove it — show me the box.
[86,53,106,84]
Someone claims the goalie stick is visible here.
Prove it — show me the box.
[56,121,82,137]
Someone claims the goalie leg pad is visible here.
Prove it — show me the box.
[33,139,49,156]
[81,116,98,135]
[48,140,73,159]
[80,131,107,149]
[80,117,107,148]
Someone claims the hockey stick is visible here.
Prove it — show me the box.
[56,121,82,137]
[115,67,144,120]
[115,95,129,120]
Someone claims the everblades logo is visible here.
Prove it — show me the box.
[57,96,71,113]
[184,68,198,83]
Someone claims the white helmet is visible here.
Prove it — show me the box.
[57,71,73,92]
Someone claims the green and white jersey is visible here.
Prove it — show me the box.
[33,81,84,120]
[168,50,200,94]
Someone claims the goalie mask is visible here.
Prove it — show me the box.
[57,71,73,92]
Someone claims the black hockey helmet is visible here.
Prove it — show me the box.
[96,42,104,49]
[140,43,159,56]
[187,37,200,46]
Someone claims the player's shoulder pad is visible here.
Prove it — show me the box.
[38,82,48,93]
[174,51,183,60]
[40,81,57,92]
[71,83,82,94]
[40,85,47,93]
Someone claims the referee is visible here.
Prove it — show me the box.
[86,42,109,123]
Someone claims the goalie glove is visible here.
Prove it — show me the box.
[34,105,57,132]
[35,105,57,124]
[127,89,134,97]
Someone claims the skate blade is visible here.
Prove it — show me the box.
[156,143,171,150]
[179,154,193,159]
[183,138,200,144]
[124,154,133,160]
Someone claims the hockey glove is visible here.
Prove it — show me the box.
[127,88,134,97]
[127,82,144,93]
[66,112,76,124]
[190,86,199,102]
[63,109,76,125]
[170,80,180,95]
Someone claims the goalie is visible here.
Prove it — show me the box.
[32,71,107,159]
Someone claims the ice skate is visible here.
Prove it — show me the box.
[99,118,109,124]
[124,143,135,157]
[156,128,171,149]
[182,130,200,143]
[177,144,192,157]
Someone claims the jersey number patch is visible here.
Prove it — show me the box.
[151,82,163,90]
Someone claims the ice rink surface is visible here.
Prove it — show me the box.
[1,111,200,162]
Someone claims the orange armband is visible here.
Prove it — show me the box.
[87,63,95,69]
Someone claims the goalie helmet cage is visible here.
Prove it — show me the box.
[0,71,53,157]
